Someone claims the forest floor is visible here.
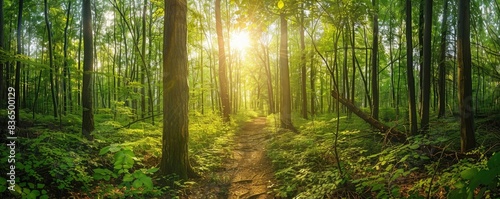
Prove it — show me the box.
[187,117,276,199]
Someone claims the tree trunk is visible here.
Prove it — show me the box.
[310,51,315,116]
[82,0,95,140]
[300,9,308,119]
[63,0,71,115]
[406,0,418,135]
[331,90,405,141]
[279,13,295,131]
[44,0,58,118]
[421,0,432,132]
[0,0,4,106]
[15,0,23,124]
[371,0,379,120]
[215,0,231,121]
[438,0,449,118]
[160,0,194,179]
[457,0,475,153]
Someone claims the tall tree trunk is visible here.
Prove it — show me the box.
[279,13,295,131]
[406,0,418,135]
[15,0,23,123]
[371,0,379,120]
[438,0,449,118]
[63,0,72,115]
[262,44,275,114]
[310,51,315,116]
[44,0,58,118]
[0,0,4,106]
[160,0,194,179]
[421,0,432,132]
[82,0,95,140]
[215,0,231,121]
[457,0,475,153]
[300,8,307,119]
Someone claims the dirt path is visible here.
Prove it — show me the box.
[187,117,275,199]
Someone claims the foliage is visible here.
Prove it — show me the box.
[448,153,500,199]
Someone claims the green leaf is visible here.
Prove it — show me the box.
[99,146,111,155]
[147,168,159,173]
[460,168,478,180]
[37,183,45,189]
[409,144,420,150]
[277,0,284,9]
[132,179,143,188]
[487,153,500,170]
[123,174,134,182]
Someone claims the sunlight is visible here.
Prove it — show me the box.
[230,31,251,53]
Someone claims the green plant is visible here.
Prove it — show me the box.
[448,153,500,199]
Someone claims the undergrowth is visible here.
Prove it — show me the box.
[0,109,255,198]
[266,112,500,198]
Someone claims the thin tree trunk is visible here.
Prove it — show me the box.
[300,8,308,119]
[63,0,72,115]
[215,0,231,121]
[15,0,23,123]
[438,0,449,118]
[406,0,418,135]
[421,0,432,132]
[0,0,4,105]
[371,0,379,120]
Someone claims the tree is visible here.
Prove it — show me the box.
[160,0,193,179]
[279,12,295,131]
[300,6,308,119]
[421,0,432,132]
[215,0,231,122]
[15,0,23,124]
[371,0,379,120]
[438,0,449,118]
[0,0,4,105]
[44,0,58,118]
[406,0,418,135]
[82,0,95,140]
[457,0,475,153]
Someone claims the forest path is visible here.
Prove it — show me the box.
[187,117,276,199]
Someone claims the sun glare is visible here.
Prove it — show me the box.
[230,31,251,53]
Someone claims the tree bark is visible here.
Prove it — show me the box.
[438,0,449,118]
[457,0,475,153]
[44,0,58,118]
[82,0,95,140]
[371,0,379,120]
[331,90,405,141]
[160,0,194,179]
[15,0,23,123]
[406,0,418,135]
[63,0,72,114]
[215,0,231,121]
[279,13,295,131]
[421,0,432,132]
[300,9,308,119]
[0,0,4,106]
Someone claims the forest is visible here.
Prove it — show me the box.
[1,0,500,198]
